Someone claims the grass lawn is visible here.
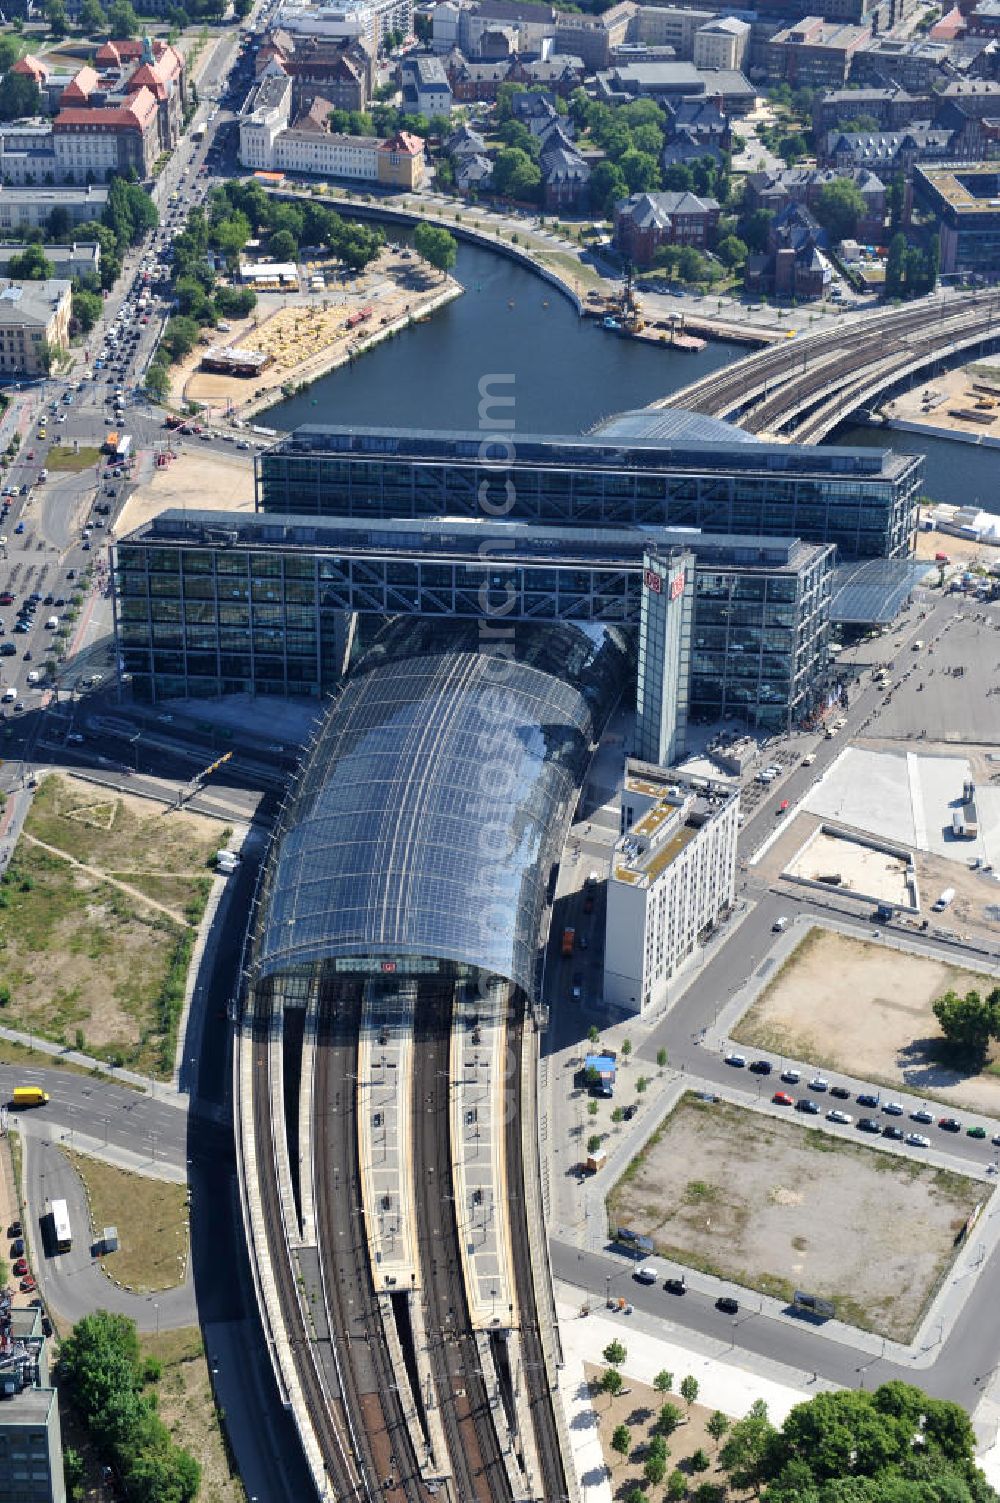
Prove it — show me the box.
[141,1328,246,1503]
[44,445,102,472]
[0,774,227,1076]
[64,1149,189,1293]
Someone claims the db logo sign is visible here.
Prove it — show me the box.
[644,568,662,593]
[380,960,397,973]
[670,570,686,600]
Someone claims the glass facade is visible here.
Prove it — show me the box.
[251,620,632,997]
[256,425,923,560]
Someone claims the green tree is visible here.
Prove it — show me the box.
[740,207,774,255]
[619,147,660,193]
[268,229,298,263]
[716,235,748,270]
[78,0,107,30]
[0,35,19,71]
[677,246,705,284]
[64,1445,85,1501]
[72,288,102,333]
[589,159,628,218]
[621,1039,632,1060]
[666,1471,687,1501]
[0,74,41,122]
[718,1399,776,1492]
[644,1454,667,1489]
[636,1076,649,1094]
[603,1339,627,1366]
[587,1024,600,1044]
[659,1402,682,1436]
[492,147,541,203]
[689,1448,709,1474]
[691,1487,722,1503]
[680,1375,699,1410]
[625,1490,649,1503]
[600,1367,624,1401]
[107,0,139,34]
[632,122,664,157]
[612,1424,632,1464]
[707,1411,729,1445]
[813,178,866,243]
[586,1133,602,1155]
[144,362,170,403]
[885,231,908,300]
[656,1047,668,1068]
[664,164,694,192]
[46,0,69,35]
[8,245,54,279]
[161,316,201,362]
[413,222,457,278]
[932,987,1000,1063]
[653,1370,674,1394]
[888,173,905,232]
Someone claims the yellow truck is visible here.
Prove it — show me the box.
[11,1086,49,1108]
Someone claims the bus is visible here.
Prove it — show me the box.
[561,927,575,958]
[51,1197,72,1253]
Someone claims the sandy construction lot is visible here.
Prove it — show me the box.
[608,1095,983,1340]
[735,927,1000,1114]
[785,829,912,907]
[116,448,254,537]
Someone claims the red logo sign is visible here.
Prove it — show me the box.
[669,570,686,601]
[644,568,662,594]
[380,960,397,973]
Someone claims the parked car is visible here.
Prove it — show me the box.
[749,1060,772,1075]
[724,1053,746,1068]
[882,1101,904,1116]
[716,1296,739,1315]
[905,1133,930,1148]
[911,1109,934,1124]
[780,1069,800,1084]
[857,1093,880,1109]
[664,1277,686,1295]
[827,1110,852,1125]
[938,1117,962,1133]
[772,1091,794,1106]
[967,1125,987,1139]
[808,1076,829,1092]
[19,1276,36,1292]
[858,1117,881,1133]
[883,1124,905,1141]
[795,1099,820,1115]
[829,1085,851,1100]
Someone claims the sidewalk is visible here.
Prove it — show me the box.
[0,1022,189,1110]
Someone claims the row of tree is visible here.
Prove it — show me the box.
[59,1312,200,1503]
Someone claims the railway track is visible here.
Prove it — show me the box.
[659,291,999,421]
[249,999,359,1503]
[412,980,513,1503]
[313,985,425,1503]
[504,1004,568,1502]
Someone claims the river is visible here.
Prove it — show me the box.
[265,234,984,505]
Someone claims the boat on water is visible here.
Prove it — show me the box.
[602,316,622,331]
[671,333,707,352]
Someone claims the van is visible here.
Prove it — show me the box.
[45,615,58,629]
[26,670,39,684]
[912,640,924,651]
[11,1086,49,1108]
[772,916,789,933]
[2,688,15,703]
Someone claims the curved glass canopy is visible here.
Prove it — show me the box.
[255,621,631,996]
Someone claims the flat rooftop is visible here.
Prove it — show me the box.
[917,162,1000,214]
[120,509,826,572]
[614,773,735,887]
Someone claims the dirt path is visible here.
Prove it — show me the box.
[21,834,188,925]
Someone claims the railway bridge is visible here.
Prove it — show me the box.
[659,289,1000,442]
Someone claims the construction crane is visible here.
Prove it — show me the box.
[173,750,234,809]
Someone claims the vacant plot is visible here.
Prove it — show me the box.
[607,1095,983,1340]
[64,1149,188,1293]
[0,775,227,1075]
[784,829,913,908]
[141,1328,244,1503]
[734,926,999,1114]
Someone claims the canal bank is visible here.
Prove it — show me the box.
[264,233,744,435]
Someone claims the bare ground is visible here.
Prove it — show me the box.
[607,1095,984,1341]
[734,926,1000,1114]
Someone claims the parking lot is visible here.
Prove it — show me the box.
[607,1092,984,1341]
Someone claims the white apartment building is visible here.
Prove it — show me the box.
[603,761,738,1015]
[693,16,749,71]
[276,128,380,176]
[238,72,294,170]
[276,0,413,52]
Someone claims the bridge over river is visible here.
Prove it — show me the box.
[659,288,1000,443]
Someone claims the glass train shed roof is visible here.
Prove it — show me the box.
[254,623,629,995]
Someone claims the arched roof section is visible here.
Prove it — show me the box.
[254,622,630,996]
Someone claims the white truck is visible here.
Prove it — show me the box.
[932,887,956,912]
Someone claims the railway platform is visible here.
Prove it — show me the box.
[357,980,419,1291]
[450,986,517,1331]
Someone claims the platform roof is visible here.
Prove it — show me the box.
[828,557,931,625]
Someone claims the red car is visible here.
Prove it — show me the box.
[26,449,34,460]
[777,800,789,813]
[12,1257,28,1276]
[19,1276,36,1293]
[772,1091,794,1106]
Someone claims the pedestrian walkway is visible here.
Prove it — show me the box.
[357,979,418,1291]
[450,986,516,1330]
